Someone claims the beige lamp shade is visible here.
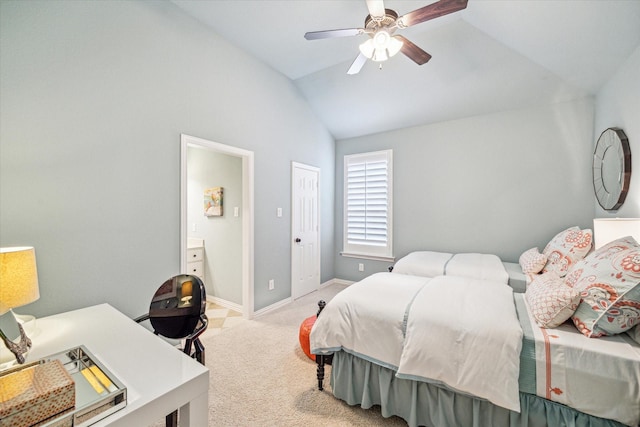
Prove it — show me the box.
[0,247,40,314]
[593,218,640,249]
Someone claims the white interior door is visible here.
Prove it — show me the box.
[291,162,320,299]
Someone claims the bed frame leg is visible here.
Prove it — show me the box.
[316,300,327,391]
[316,354,326,390]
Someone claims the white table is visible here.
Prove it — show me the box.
[24,303,209,426]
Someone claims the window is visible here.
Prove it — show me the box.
[343,150,393,260]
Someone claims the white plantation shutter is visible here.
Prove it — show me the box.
[343,150,393,259]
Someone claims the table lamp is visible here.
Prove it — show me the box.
[180,280,193,306]
[0,246,40,365]
[593,218,640,249]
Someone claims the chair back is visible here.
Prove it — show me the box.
[148,274,206,339]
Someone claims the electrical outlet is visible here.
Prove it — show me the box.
[358,263,364,272]
[268,279,275,290]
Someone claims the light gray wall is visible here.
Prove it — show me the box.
[335,99,596,281]
[594,44,640,218]
[187,146,242,304]
[0,0,335,317]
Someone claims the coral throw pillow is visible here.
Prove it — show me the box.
[542,227,593,277]
[566,236,640,338]
[519,247,547,274]
[525,272,580,328]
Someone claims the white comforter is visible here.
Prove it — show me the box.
[310,272,429,369]
[396,276,523,412]
[310,272,523,412]
[392,251,509,284]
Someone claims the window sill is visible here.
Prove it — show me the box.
[340,252,395,262]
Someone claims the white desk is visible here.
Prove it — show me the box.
[23,303,209,426]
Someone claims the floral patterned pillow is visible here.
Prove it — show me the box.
[565,236,640,338]
[542,227,593,277]
[519,247,548,274]
[525,271,581,328]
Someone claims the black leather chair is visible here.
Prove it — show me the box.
[135,274,208,427]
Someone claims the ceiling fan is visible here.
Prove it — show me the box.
[304,0,468,75]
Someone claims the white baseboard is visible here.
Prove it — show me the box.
[320,279,355,288]
[206,295,243,313]
[253,297,293,318]
[249,278,354,318]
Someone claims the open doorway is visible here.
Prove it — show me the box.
[180,134,254,319]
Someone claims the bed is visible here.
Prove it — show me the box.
[310,246,640,427]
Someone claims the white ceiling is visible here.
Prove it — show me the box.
[171,0,640,139]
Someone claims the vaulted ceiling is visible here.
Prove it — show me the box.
[171,0,640,140]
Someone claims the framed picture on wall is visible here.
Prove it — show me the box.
[204,187,223,216]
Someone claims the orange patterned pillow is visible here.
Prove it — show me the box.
[525,271,581,328]
[519,247,547,274]
[542,227,593,277]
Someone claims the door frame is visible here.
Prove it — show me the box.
[291,162,321,300]
[180,134,255,319]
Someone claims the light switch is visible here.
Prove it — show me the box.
[234,207,239,217]
[192,223,197,232]
[277,208,282,217]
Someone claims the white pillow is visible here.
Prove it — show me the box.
[392,251,453,277]
[525,271,581,328]
[519,247,547,274]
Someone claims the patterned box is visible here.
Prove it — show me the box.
[0,359,75,427]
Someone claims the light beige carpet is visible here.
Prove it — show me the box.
[153,283,407,426]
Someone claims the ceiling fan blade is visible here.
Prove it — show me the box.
[304,28,363,40]
[347,53,368,75]
[366,0,386,19]
[398,0,468,28]
[396,35,432,65]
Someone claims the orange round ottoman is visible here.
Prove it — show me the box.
[299,315,317,361]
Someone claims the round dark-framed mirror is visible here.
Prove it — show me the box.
[148,274,206,339]
[593,128,631,211]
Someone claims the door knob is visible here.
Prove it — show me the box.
[295,238,301,243]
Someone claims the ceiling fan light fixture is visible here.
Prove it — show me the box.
[360,29,403,63]
[373,29,390,47]
[387,36,403,57]
[372,47,388,62]
[359,38,375,59]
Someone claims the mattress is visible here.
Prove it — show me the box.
[515,293,537,395]
[503,261,528,293]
